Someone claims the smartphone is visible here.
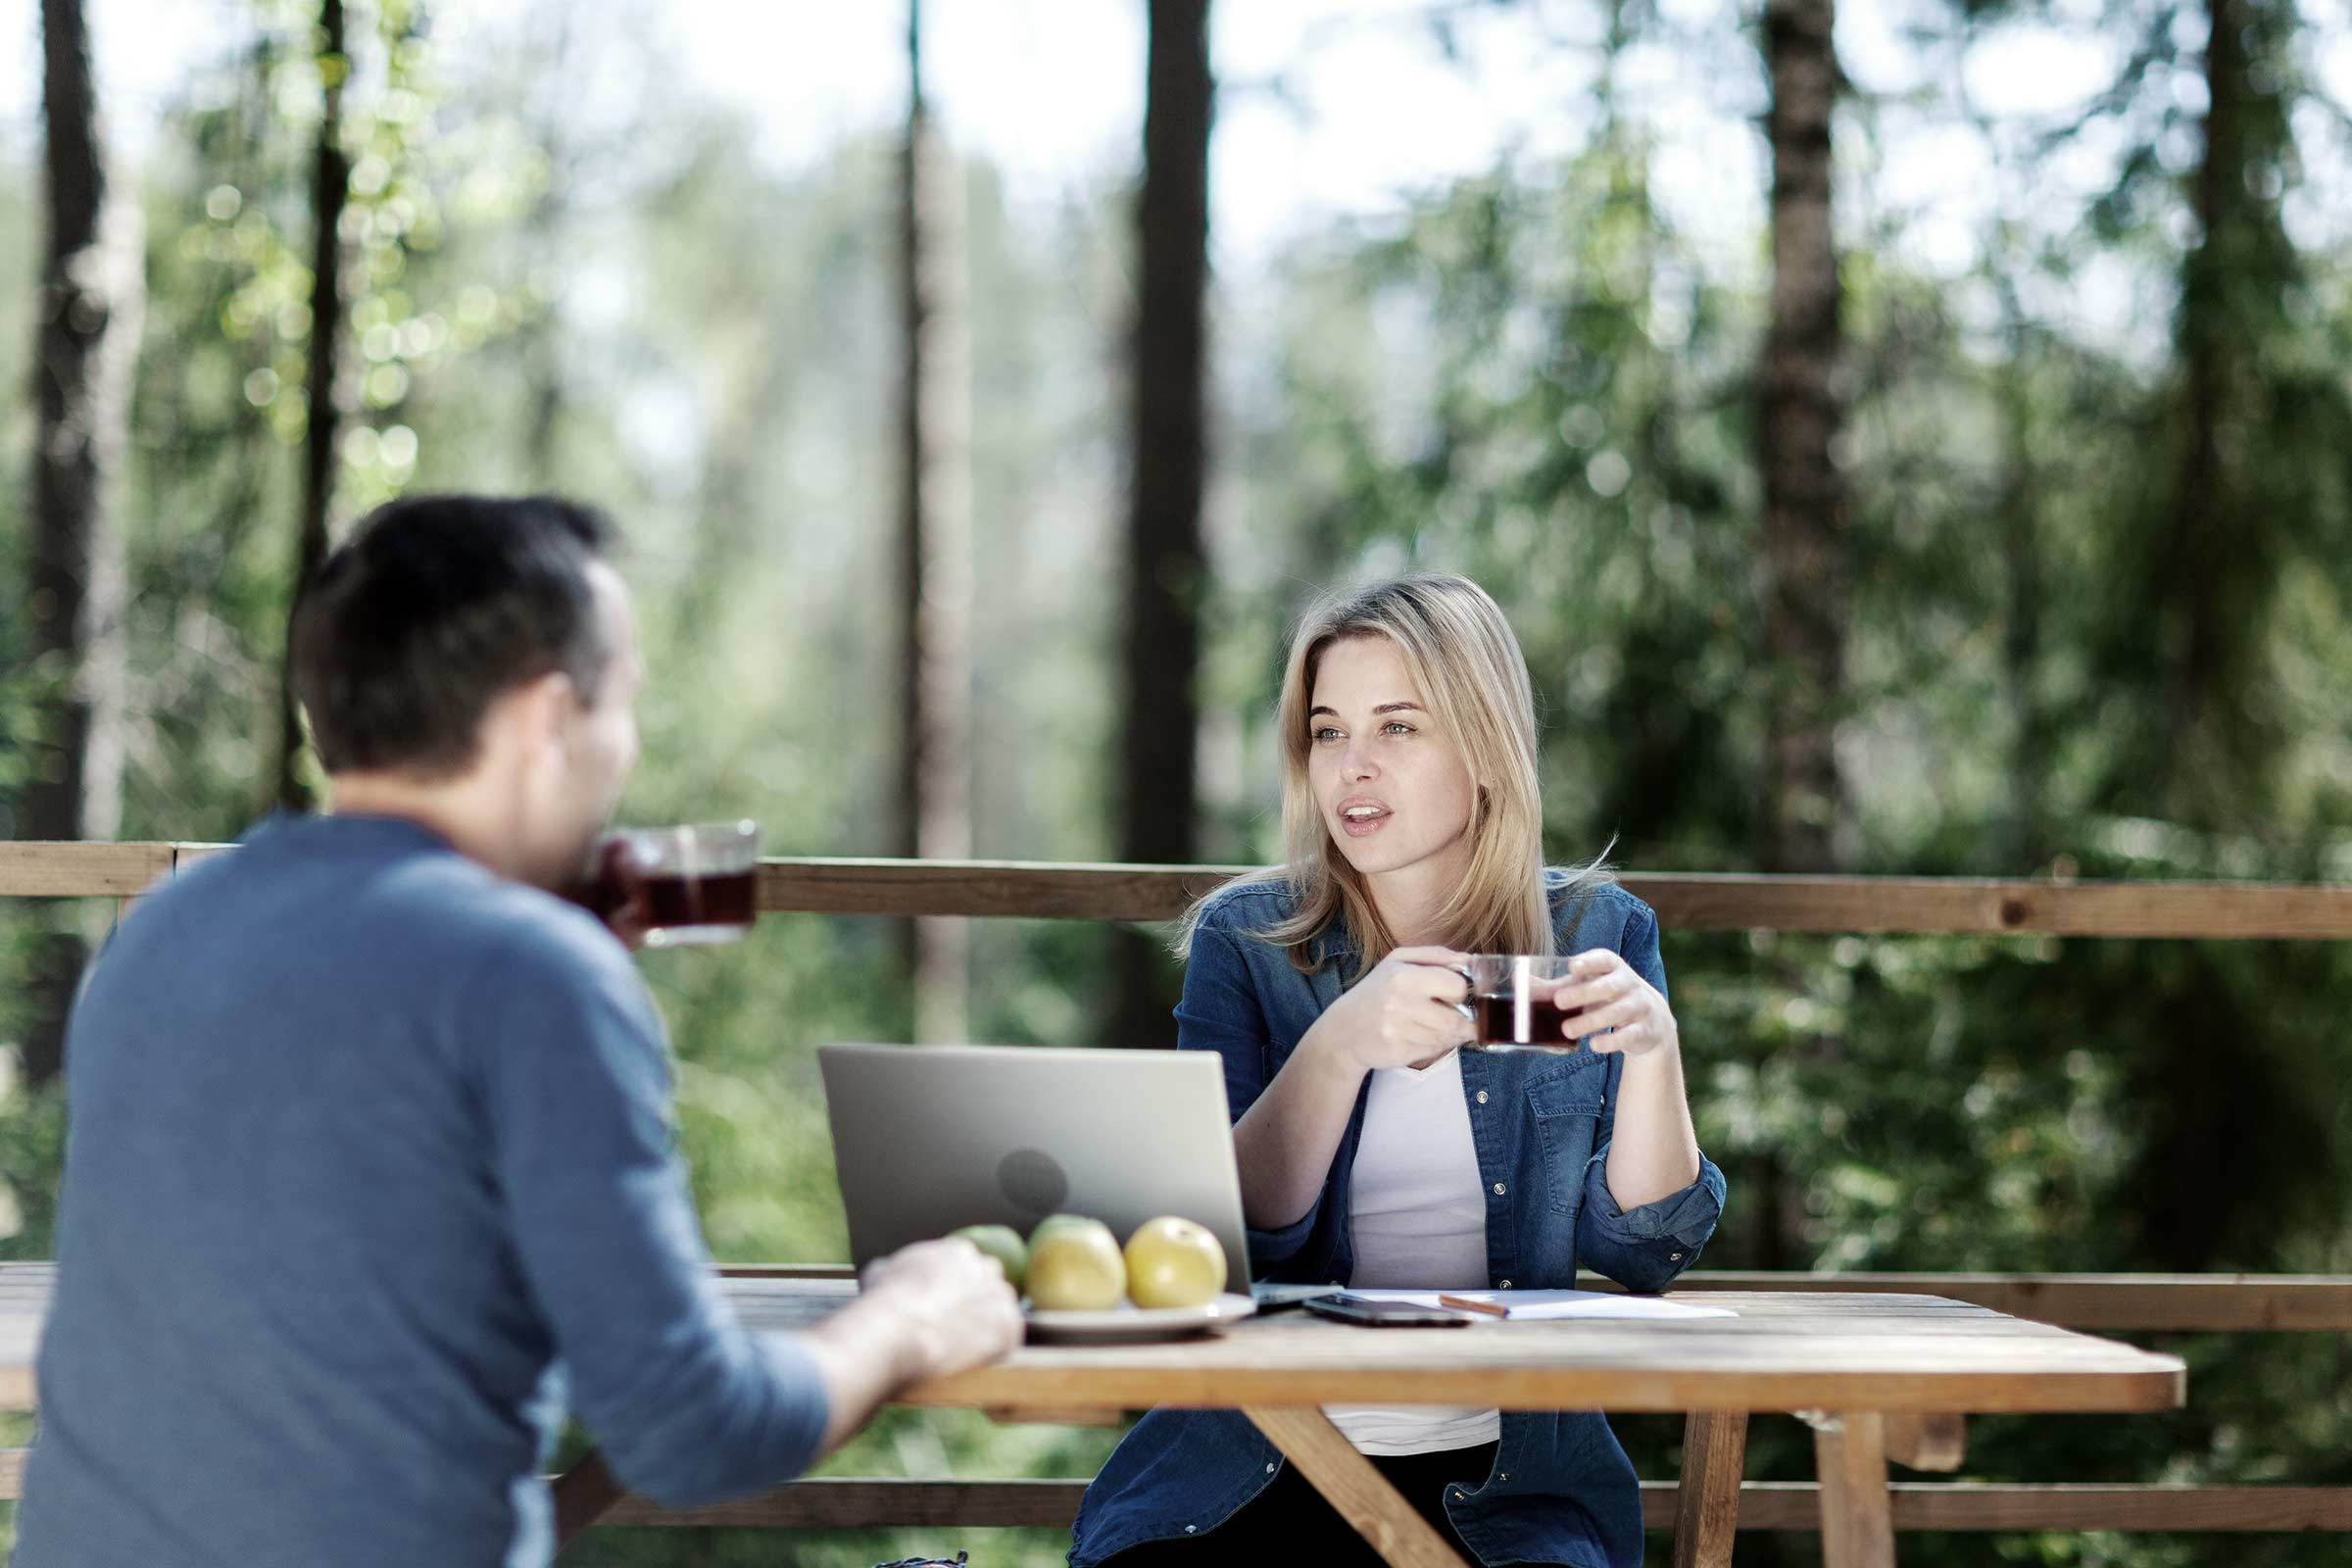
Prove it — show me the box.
[1301,1292,1473,1328]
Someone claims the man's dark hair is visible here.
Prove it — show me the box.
[290,494,621,778]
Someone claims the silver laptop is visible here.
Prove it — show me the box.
[818,1044,1254,1293]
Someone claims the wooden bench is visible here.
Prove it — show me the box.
[7,842,2351,1548]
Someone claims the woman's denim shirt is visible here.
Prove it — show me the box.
[1069,872,1729,1568]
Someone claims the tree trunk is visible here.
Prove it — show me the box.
[1748,0,1844,1374]
[1110,0,1213,1050]
[2113,0,2309,1276]
[2145,0,2291,831]
[895,0,974,1043]
[277,0,350,811]
[1994,291,2046,870]
[1757,0,1845,877]
[24,0,143,1087]
[522,0,573,486]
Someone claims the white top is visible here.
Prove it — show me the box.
[1324,1049,1501,1455]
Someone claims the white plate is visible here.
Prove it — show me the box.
[1023,1292,1258,1343]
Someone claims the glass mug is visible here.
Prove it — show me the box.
[1453,954,1588,1052]
[575,819,760,947]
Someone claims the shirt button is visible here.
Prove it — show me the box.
[1186,1524,1198,1534]
[1475,1090,1489,1104]
[1493,1182,1506,1196]
[1265,1462,1277,1473]
[1500,1472,1511,1482]
[1497,1279,1512,1289]
[1670,1251,1684,1261]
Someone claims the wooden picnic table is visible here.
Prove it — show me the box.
[0,1267,2184,1568]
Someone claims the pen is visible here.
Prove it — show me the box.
[1437,1293,1509,1318]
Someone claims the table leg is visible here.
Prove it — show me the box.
[1810,1411,1894,1568]
[1672,1409,1747,1568]
[1241,1406,1471,1568]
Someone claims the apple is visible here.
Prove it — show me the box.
[1025,1217,1126,1311]
[948,1223,1029,1294]
[1122,1215,1228,1309]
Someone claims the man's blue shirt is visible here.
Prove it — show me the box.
[1069,872,1728,1568]
[17,813,830,1568]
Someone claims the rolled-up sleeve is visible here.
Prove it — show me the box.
[475,927,831,1506]
[1580,1151,1727,1294]
[1575,903,1728,1294]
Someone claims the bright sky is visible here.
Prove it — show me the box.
[0,0,2102,273]
[7,0,2349,335]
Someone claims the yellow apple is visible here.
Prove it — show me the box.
[1025,1217,1127,1311]
[1122,1215,1228,1309]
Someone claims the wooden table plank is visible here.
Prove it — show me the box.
[710,1264,2352,1333]
[0,1278,2183,1418]
[24,1258,2328,1338]
[1608,1272,2352,1331]
[722,1283,2185,1418]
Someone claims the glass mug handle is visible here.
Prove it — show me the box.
[1449,963,1477,1025]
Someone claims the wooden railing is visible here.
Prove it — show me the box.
[8,841,2352,1543]
[12,841,2352,939]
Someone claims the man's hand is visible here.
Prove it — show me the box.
[546,1245,1018,1549]
[565,835,654,952]
[800,1237,1024,1454]
[857,1237,1027,1384]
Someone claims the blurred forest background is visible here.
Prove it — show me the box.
[6,0,2352,1563]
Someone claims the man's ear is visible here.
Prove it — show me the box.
[500,669,578,763]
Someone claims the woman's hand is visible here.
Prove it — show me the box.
[1317,945,1476,1072]
[1552,949,1678,1057]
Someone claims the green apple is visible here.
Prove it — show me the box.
[948,1223,1029,1294]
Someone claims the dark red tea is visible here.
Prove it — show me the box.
[566,847,757,940]
[1472,991,1587,1049]
[566,862,631,922]
[638,868,757,932]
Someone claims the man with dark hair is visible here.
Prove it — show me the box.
[17,495,1022,1568]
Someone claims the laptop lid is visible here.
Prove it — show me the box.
[818,1043,1253,1289]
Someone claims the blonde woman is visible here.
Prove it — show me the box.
[1070,575,1725,1568]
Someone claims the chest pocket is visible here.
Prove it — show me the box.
[1528,1058,1607,1215]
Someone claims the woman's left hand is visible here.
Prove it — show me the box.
[1551,949,1679,1058]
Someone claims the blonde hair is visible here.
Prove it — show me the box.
[1184,573,1608,976]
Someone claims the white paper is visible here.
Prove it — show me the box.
[1345,1289,1738,1321]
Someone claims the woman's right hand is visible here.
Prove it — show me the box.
[1314,945,1475,1072]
